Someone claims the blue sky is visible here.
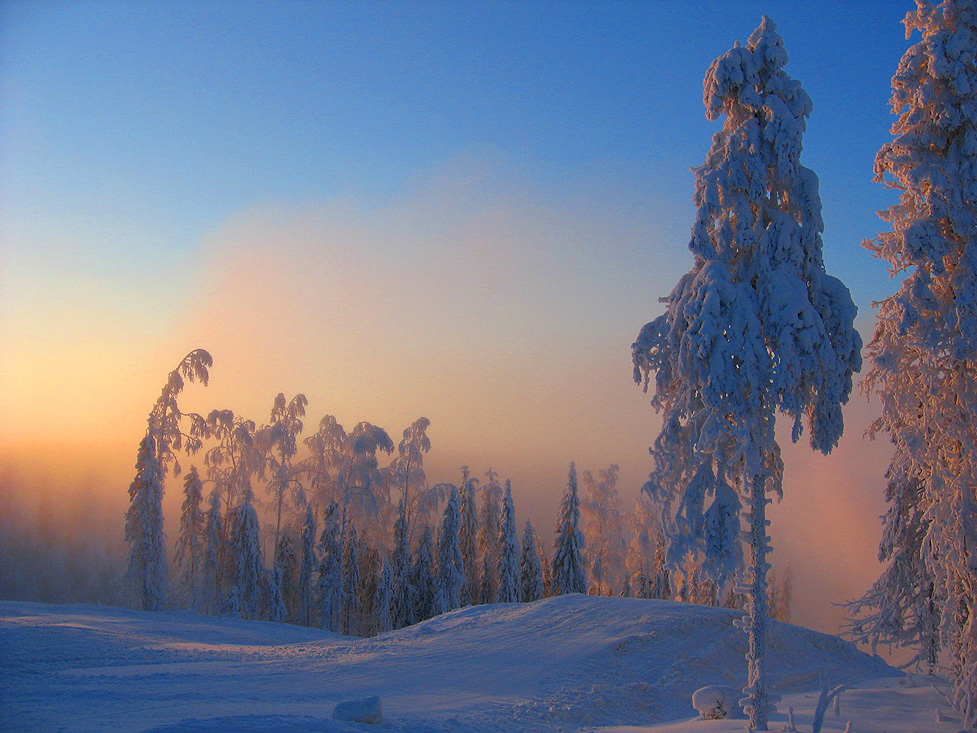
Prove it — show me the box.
[0,1,917,632]
[2,2,906,286]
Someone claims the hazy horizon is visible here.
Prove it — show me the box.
[1,1,911,637]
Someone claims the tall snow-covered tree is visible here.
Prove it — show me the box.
[125,351,211,611]
[299,504,317,627]
[305,417,394,552]
[581,465,627,596]
[850,2,977,722]
[630,17,861,729]
[498,481,521,603]
[551,463,588,596]
[275,527,299,622]
[174,466,206,612]
[124,434,168,611]
[477,469,503,604]
[387,417,433,532]
[391,498,417,629]
[202,492,224,615]
[375,556,394,635]
[357,541,381,636]
[520,520,545,603]
[459,467,481,606]
[413,525,436,621]
[228,489,264,620]
[204,410,263,520]
[267,561,286,623]
[341,523,361,635]
[433,487,466,615]
[257,393,307,550]
[318,503,343,632]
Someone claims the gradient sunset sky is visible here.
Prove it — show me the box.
[1,1,914,634]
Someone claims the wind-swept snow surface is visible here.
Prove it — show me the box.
[0,595,955,732]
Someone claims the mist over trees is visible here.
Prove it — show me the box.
[1,330,806,644]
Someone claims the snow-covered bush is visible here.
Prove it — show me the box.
[691,685,741,719]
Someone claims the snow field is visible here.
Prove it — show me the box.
[0,594,940,732]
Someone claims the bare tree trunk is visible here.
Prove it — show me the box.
[740,470,774,730]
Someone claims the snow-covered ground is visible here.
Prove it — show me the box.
[0,595,966,732]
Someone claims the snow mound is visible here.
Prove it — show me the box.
[691,685,740,719]
[1,596,896,732]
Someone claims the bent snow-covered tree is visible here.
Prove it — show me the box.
[631,17,861,730]
[124,349,211,612]
[850,1,977,725]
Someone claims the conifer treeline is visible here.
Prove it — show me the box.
[124,354,791,635]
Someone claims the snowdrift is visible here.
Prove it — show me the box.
[1,595,898,731]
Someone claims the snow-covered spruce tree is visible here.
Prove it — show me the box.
[375,556,394,634]
[267,561,286,623]
[498,481,522,603]
[341,523,361,635]
[174,466,206,612]
[631,18,861,730]
[433,487,466,615]
[540,542,553,597]
[202,492,224,615]
[358,541,381,635]
[477,469,504,604]
[520,520,545,603]
[275,528,299,622]
[318,503,343,632]
[227,488,264,620]
[299,504,317,627]
[850,2,977,722]
[124,434,168,611]
[391,498,418,629]
[551,463,588,595]
[413,525,437,621]
[459,467,481,606]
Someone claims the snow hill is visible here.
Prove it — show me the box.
[0,595,963,732]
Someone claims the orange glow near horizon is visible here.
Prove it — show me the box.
[1,160,896,637]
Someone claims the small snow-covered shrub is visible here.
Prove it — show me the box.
[333,695,383,724]
[691,685,740,719]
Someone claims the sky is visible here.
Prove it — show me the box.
[0,1,915,635]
